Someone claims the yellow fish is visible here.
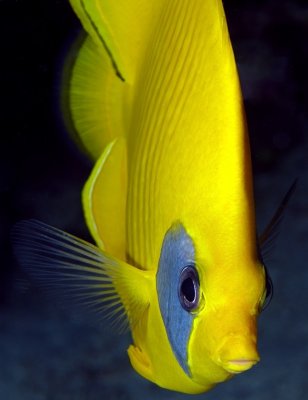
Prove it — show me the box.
[13,0,279,394]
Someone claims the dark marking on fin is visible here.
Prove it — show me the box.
[257,180,297,312]
[80,0,125,82]
[262,268,274,311]
[259,178,297,251]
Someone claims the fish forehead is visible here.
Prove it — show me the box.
[126,0,253,270]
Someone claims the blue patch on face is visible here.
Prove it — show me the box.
[156,223,199,376]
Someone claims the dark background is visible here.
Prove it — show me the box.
[0,0,307,399]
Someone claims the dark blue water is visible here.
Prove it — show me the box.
[1,1,307,399]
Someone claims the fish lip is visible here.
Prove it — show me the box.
[220,358,259,374]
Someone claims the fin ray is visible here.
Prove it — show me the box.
[259,179,297,255]
[12,220,150,332]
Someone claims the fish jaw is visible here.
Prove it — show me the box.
[214,335,260,374]
[187,302,261,386]
[221,359,259,374]
[126,270,214,394]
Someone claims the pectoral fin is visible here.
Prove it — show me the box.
[12,220,151,331]
[82,137,127,260]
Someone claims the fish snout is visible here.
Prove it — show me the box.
[215,336,260,374]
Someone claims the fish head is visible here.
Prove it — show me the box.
[154,221,267,389]
[187,265,265,384]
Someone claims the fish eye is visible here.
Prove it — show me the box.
[260,267,274,311]
[178,265,200,312]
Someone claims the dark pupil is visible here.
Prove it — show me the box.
[181,277,195,303]
[178,265,199,312]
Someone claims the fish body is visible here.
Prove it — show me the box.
[14,0,268,394]
[119,1,263,391]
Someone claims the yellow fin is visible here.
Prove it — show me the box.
[82,138,127,260]
[63,35,127,159]
[128,345,153,383]
[69,0,163,84]
[12,219,151,332]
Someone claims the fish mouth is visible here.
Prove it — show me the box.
[221,359,259,374]
[214,334,260,374]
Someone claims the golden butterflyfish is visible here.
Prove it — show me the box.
[14,0,298,394]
